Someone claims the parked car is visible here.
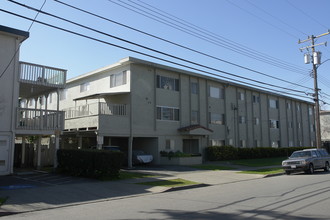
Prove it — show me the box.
[132,150,153,165]
[282,148,330,175]
[90,145,122,152]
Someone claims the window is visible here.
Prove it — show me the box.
[209,139,225,146]
[157,106,179,121]
[80,82,90,92]
[297,104,300,111]
[165,139,174,150]
[191,110,199,124]
[269,99,278,109]
[239,116,246,124]
[310,124,315,132]
[191,82,198,94]
[238,92,245,101]
[252,95,260,103]
[287,102,291,110]
[209,113,225,125]
[183,139,199,154]
[229,139,234,146]
[209,86,224,99]
[254,140,261,147]
[288,121,293,128]
[299,140,303,147]
[59,89,67,100]
[156,75,179,91]
[298,122,301,129]
[49,93,53,104]
[271,141,280,148]
[289,141,294,147]
[309,107,314,116]
[29,98,35,107]
[269,119,279,129]
[240,140,246,148]
[254,117,260,125]
[110,71,127,88]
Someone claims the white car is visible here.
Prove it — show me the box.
[133,150,153,164]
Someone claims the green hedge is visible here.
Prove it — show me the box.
[57,149,124,179]
[205,146,309,161]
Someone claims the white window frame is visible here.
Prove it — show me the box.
[191,82,198,94]
[110,71,127,88]
[157,106,179,121]
[209,86,224,99]
[209,113,225,125]
[80,82,90,93]
[210,139,225,146]
[269,99,278,109]
[156,75,179,91]
[269,119,279,129]
[238,92,245,101]
[239,116,246,124]
[191,110,199,124]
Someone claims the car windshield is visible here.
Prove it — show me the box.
[290,151,312,158]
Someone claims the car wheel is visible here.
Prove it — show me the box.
[285,171,291,175]
[324,162,330,172]
[308,164,314,174]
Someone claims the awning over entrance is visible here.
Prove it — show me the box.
[178,125,213,136]
[73,92,130,101]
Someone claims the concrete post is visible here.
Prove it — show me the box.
[21,136,26,167]
[37,136,41,169]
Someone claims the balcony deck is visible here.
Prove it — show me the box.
[19,62,67,99]
[16,108,64,133]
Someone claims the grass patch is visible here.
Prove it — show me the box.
[190,164,236,171]
[0,197,8,206]
[119,171,158,180]
[138,178,199,187]
[228,157,286,167]
[240,168,284,175]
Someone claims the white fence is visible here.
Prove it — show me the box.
[17,108,64,130]
[64,103,127,119]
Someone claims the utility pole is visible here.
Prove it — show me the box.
[299,31,330,149]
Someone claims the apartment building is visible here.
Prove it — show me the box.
[48,57,315,166]
[320,111,330,151]
[0,25,66,175]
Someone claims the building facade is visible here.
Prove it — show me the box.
[0,25,67,175]
[48,57,315,165]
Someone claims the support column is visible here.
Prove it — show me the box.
[128,136,133,168]
[78,136,82,149]
[53,132,60,169]
[21,136,26,167]
[97,135,103,150]
[37,136,41,170]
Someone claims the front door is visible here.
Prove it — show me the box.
[0,136,10,175]
[183,139,199,154]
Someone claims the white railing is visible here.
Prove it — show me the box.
[64,103,127,119]
[17,108,65,130]
[19,62,66,88]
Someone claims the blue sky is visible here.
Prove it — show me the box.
[1,0,330,108]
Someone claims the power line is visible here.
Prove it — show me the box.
[50,0,312,90]
[0,8,312,101]
[108,0,309,75]
[246,0,309,37]
[0,0,47,79]
[133,0,309,74]
[285,0,328,30]
[226,0,300,39]
[7,1,310,95]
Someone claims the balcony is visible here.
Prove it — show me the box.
[64,102,127,119]
[63,103,129,133]
[19,62,67,99]
[16,108,64,132]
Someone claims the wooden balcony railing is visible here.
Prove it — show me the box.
[19,62,66,88]
[64,103,127,119]
[16,108,64,130]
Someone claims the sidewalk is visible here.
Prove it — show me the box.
[0,165,282,216]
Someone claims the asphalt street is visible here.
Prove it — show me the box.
[1,167,330,219]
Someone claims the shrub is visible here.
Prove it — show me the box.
[205,146,309,161]
[160,150,201,159]
[57,149,123,179]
